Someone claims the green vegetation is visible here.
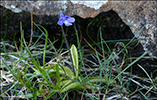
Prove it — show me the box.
[1,20,157,100]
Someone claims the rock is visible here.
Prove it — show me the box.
[0,1,156,58]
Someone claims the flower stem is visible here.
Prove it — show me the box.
[61,26,76,76]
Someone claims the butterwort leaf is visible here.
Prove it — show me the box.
[70,44,79,78]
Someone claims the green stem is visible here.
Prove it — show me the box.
[61,26,76,76]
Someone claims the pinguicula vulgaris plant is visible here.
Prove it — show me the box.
[57,11,76,76]
[53,11,116,92]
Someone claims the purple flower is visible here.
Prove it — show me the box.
[57,11,75,26]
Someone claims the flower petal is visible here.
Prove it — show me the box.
[68,17,75,22]
[57,19,64,26]
[59,11,65,17]
[57,12,75,26]
[64,20,72,26]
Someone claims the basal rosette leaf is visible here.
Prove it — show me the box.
[70,44,79,78]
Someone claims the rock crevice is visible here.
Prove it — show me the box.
[1,1,156,57]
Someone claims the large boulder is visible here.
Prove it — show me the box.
[1,1,156,58]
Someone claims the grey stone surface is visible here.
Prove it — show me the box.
[1,1,156,58]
